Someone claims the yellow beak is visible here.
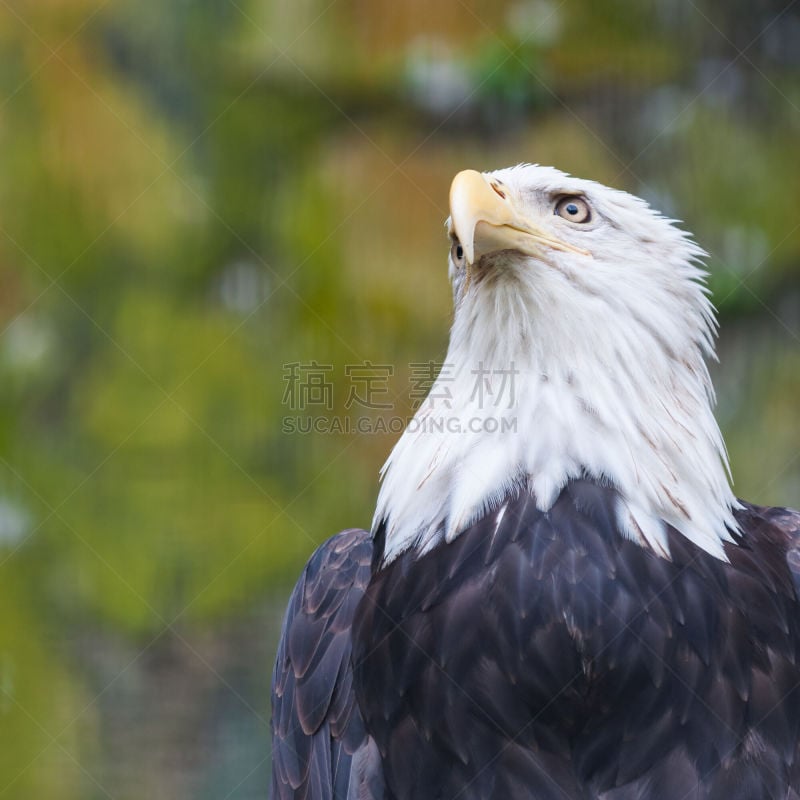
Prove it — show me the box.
[449,169,590,265]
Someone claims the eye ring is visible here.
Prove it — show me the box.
[451,239,466,267]
[555,196,591,224]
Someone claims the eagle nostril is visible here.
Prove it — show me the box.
[490,181,506,200]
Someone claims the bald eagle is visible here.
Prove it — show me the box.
[271,165,800,799]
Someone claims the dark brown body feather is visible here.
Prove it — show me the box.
[271,529,384,799]
[271,482,800,799]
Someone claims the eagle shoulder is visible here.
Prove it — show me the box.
[735,501,800,602]
[271,529,383,799]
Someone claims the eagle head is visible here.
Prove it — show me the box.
[374,164,739,564]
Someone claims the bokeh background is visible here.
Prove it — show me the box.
[1,0,798,797]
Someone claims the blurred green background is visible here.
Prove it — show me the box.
[0,0,798,797]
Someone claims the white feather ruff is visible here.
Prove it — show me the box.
[373,165,739,564]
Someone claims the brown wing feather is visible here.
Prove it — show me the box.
[739,502,800,601]
[271,529,383,799]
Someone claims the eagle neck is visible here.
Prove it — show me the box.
[373,269,738,564]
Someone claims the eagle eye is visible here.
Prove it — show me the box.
[451,239,465,267]
[555,196,591,224]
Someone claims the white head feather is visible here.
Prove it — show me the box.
[373,164,739,564]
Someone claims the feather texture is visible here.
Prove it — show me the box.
[272,488,800,798]
[357,482,800,799]
[271,529,383,800]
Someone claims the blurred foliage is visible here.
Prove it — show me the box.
[0,0,798,796]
